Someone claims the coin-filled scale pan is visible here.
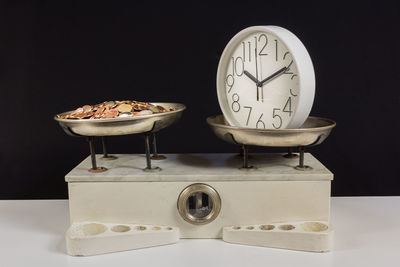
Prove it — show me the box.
[55,102,186,172]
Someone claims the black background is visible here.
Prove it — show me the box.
[1,1,399,199]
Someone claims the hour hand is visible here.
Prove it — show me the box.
[244,70,260,85]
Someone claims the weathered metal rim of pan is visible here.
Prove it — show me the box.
[206,115,336,133]
[54,102,186,124]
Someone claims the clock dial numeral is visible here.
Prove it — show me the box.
[256,113,266,129]
[284,60,294,75]
[231,93,241,112]
[226,74,234,93]
[254,36,258,79]
[247,41,251,62]
[232,57,244,76]
[258,34,268,56]
[244,106,252,126]
[242,42,245,62]
[242,41,254,62]
[283,51,290,60]
[289,88,297,97]
[272,108,282,129]
[274,39,278,61]
[283,97,293,116]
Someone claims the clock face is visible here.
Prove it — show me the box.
[217,26,315,129]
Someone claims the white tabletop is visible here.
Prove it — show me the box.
[0,197,399,267]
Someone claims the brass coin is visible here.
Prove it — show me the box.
[117,103,132,113]
[105,101,117,108]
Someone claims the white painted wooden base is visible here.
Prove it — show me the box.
[67,154,333,238]
[65,153,334,255]
[223,221,333,252]
[66,222,179,256]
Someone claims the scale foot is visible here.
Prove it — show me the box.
[88,167,108,173]
[102,155,118,160]
[142,166,162,172]
[294,165,313,171]
[151,155,167,160]
[283,147,298,158]
[239,166,256,171]
[283,153,298,158]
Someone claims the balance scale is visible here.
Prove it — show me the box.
[55,103,335,256]
[55,26,336,256]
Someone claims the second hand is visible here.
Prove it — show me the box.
[255,47,259,101]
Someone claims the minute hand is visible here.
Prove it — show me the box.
[259,67,287,87]
[243,70,260,84]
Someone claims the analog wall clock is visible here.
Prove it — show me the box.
[216,26,315,129]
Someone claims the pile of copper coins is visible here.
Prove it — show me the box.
[57,100,175,120]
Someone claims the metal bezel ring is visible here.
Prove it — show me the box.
[177,183,221,225]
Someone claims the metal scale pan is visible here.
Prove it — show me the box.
[207,115,336,170]
[55,102,186,172]
[55,103,185,137]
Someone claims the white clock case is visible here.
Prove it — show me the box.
[216,26,315,129]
